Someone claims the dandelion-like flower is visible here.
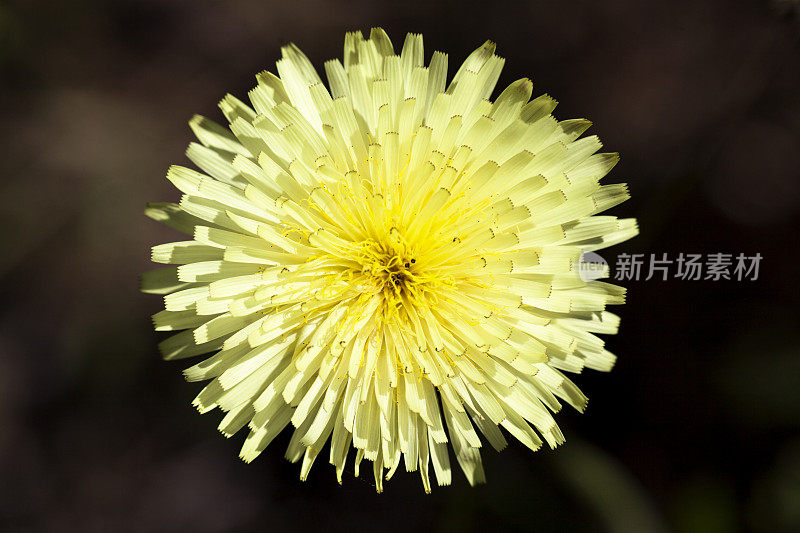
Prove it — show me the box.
[143,28,638,492]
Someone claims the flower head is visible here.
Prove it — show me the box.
[143,28,637,492]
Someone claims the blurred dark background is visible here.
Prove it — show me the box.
[1,0,799,531]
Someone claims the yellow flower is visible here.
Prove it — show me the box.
[143,28,638,492]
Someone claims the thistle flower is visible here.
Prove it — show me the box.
[143,28,638,492]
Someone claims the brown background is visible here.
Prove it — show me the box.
[1,0,799,531]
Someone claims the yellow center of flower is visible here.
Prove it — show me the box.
[356,236,416,293]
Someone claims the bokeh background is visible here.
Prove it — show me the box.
[2,0,799,531]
